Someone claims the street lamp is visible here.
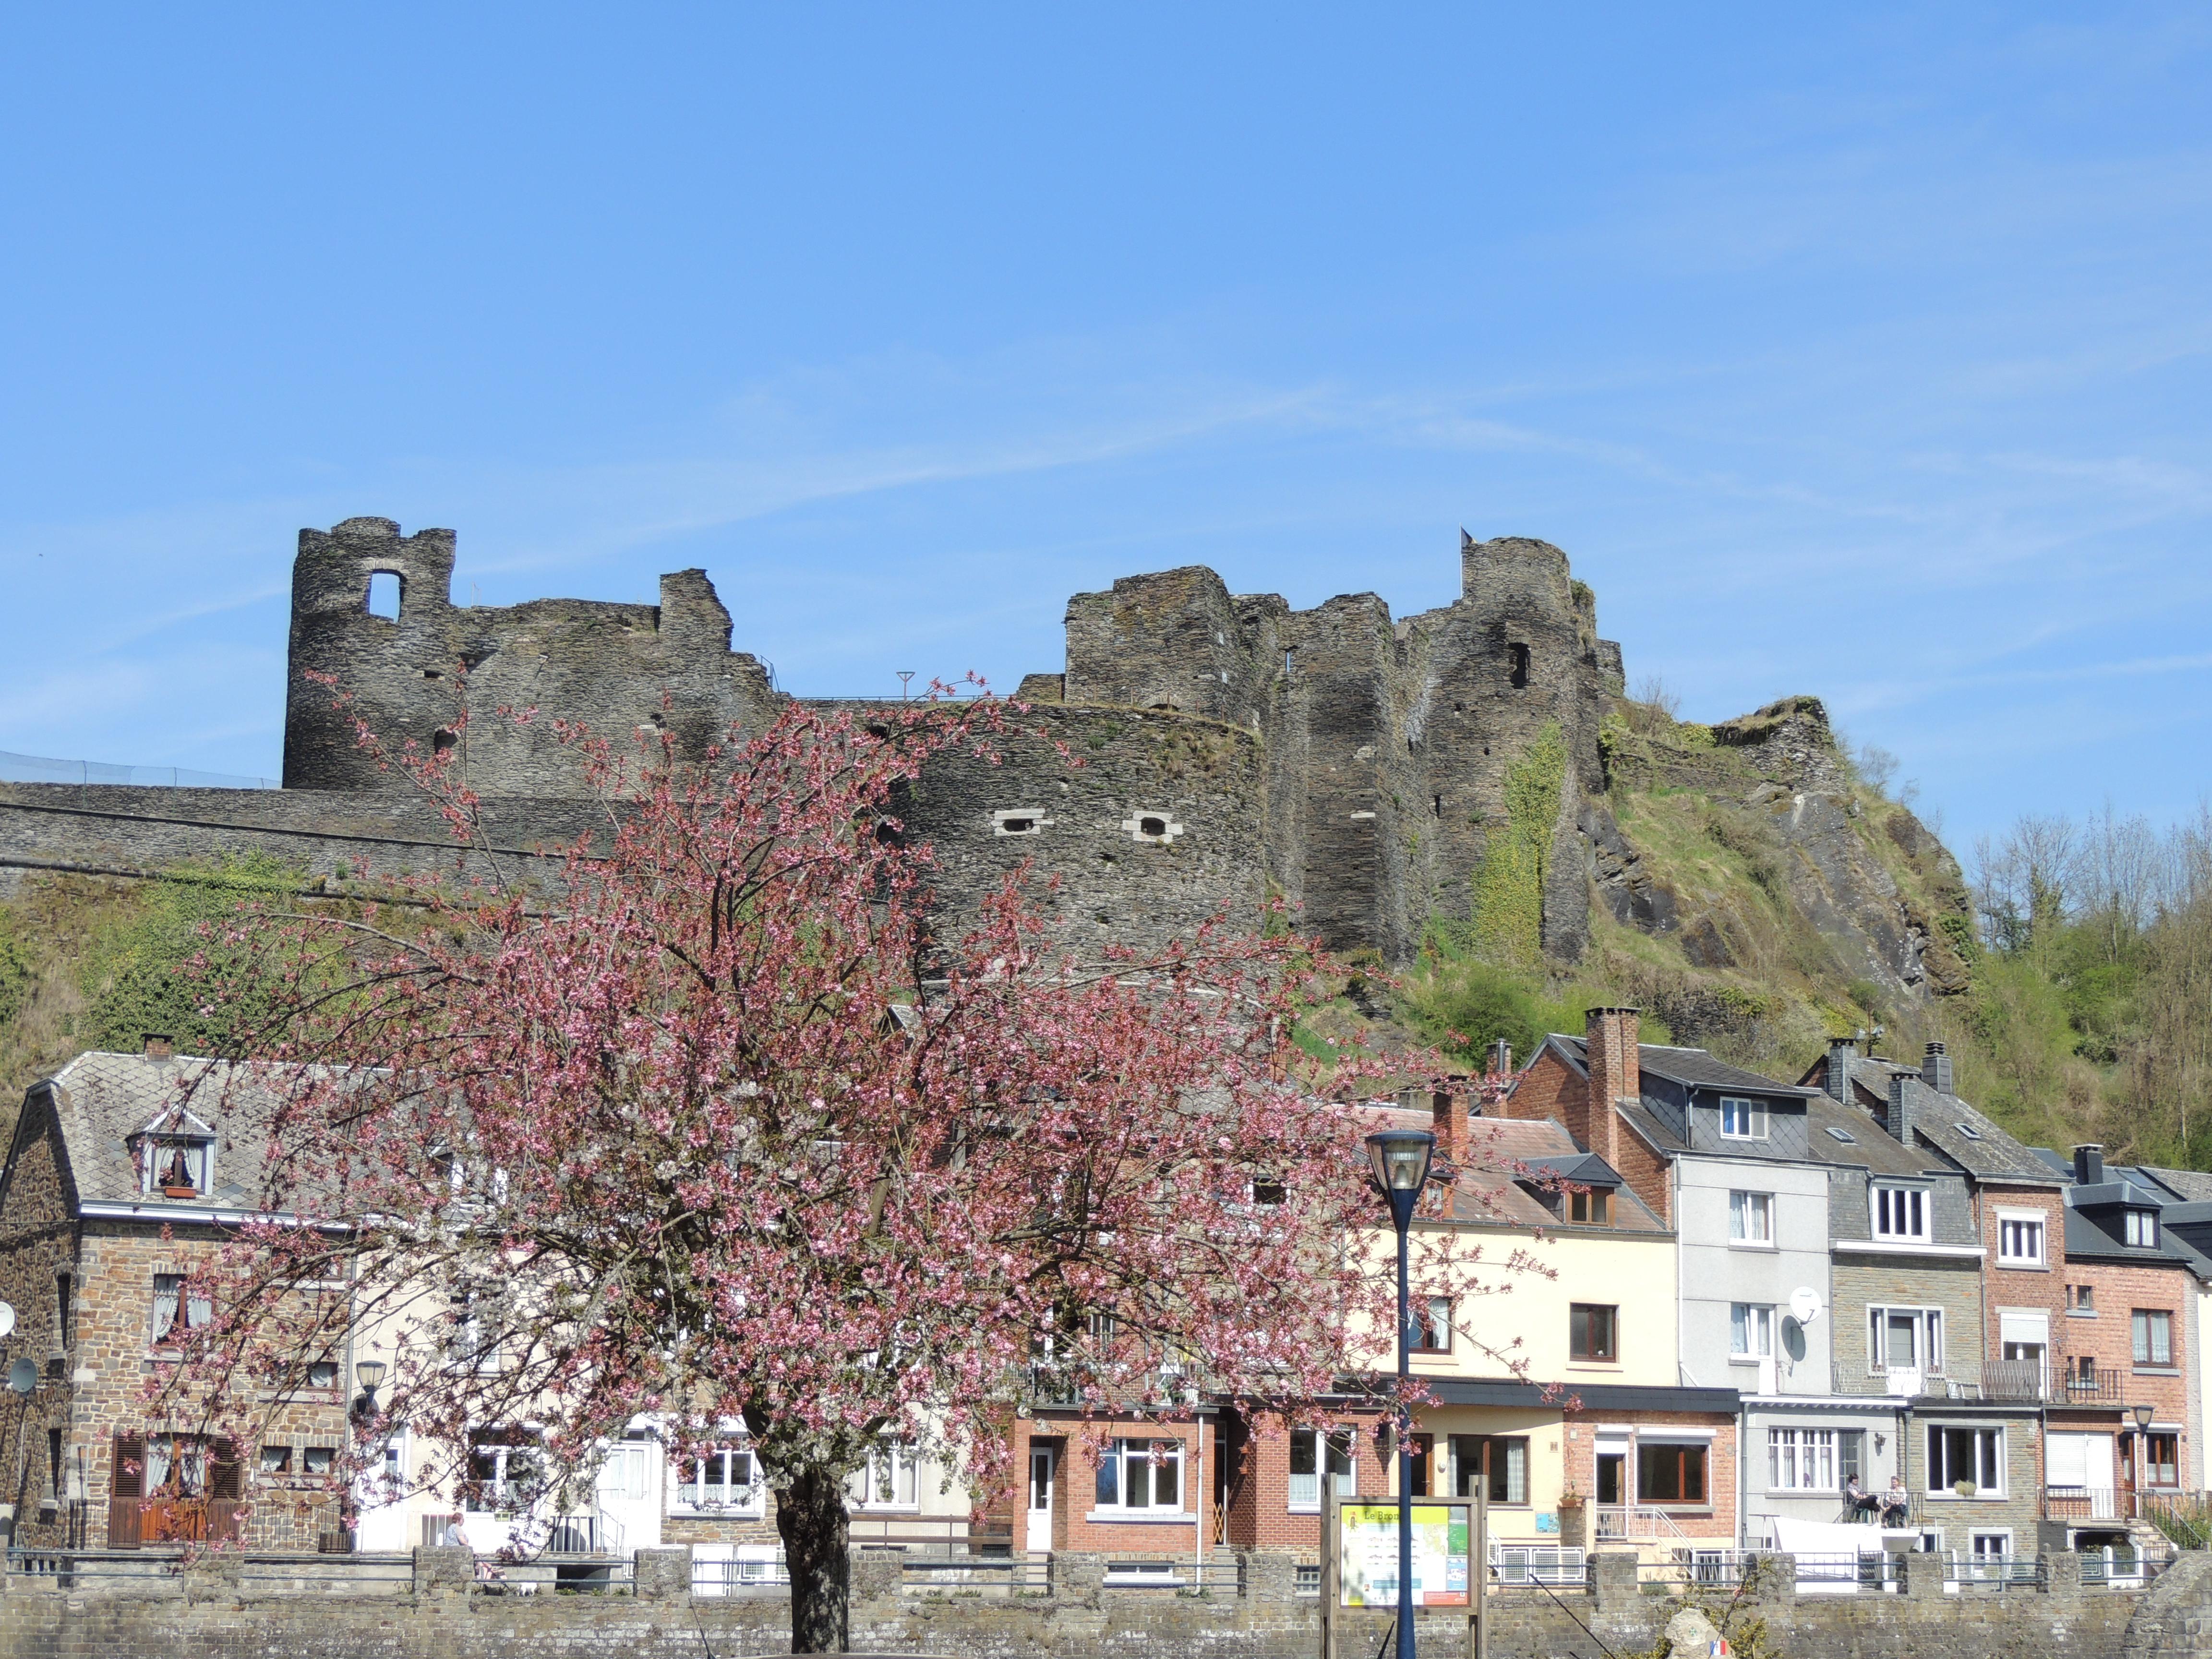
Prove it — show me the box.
[353,1359,388,1421]
[1365,1127,1436,1659]
[2133,1403,2155,1435]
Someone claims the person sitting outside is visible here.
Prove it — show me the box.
[1879,1476,1911,1527]
[1843,1475,1882,1521]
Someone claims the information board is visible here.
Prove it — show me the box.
[1337,1502,1471,1609]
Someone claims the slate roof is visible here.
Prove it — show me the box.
[1895,1079,2060,1185]
[1552,1035,1820,1100]
[2137,1166,2212,1204]
[17,1049,337,1216]
[1345,1102,1668,1234]
[1799,1093,1950,1178]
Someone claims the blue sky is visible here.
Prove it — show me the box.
[1,4,2207,850]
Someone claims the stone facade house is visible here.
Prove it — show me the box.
[0,1044,352,1551]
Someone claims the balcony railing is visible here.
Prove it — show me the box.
[1828,1362,2130,1407]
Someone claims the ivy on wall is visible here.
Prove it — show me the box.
[1467,721,1566,969]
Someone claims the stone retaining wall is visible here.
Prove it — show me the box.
[0,1546,2166,1659]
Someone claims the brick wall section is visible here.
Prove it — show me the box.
[1219,1408,1390,1554]
[1500,1046,1673,1225]
[1558,1409,1737,1542]
[2066,1258,2196,1488]
[1978,1182,2069,1368]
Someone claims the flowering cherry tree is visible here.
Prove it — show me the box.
[166,691,1410,1650]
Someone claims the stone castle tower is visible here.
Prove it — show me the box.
[283,517,781,794]
[282,520,1622,967]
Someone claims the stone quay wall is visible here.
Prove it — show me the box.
[0,1546,2181,1659]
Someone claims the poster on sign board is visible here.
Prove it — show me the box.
[1337,1502,1470,1608]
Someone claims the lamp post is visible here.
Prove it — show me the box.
[1366,1127,1436,1659]
[353,1359,387,1421]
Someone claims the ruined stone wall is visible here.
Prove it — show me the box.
[1059,536,1622,965]
[283,518,781,796]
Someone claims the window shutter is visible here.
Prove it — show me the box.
[111,1432,144,1499]
[210,1440,244,1500]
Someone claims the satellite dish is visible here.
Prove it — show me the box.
[1789,1287,1823,1325]
[7,1358,36,1397]
[0,1302,16,1340]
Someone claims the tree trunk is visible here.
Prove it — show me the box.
[776,1464,851,1654]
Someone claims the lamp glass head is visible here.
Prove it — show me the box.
[1366,1129,1436,1193]
[356,1359,388,1392]
[2135,1403,2155,1432]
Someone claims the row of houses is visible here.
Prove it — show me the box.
[1008,1011,2211,1580]
[0,1013,2206,1582]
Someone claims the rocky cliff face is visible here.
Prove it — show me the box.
[1569,694,1973,1058]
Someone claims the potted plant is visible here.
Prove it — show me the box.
[1953,1478,1976,1499]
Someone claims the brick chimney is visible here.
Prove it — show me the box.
[1583,1008,1638,1166]
[1430,1088,1462,1168]
[1487,1038,1514,1081]
[1824,1034,1858,1103]
[142,1034,173,1062]
[1921,1041,1953,1094]
[2073,1144,2104,1186]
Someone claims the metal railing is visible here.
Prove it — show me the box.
[693,1551,791,1596]
[846,1515,1011,1555]
[2041,1486,2200,1526]
[0,749,278,790]
[1949,1553,2042,1590]
[1491,1546,1585,1586]
[902,1553,1050,1594]
[1595,1504,1691,1543]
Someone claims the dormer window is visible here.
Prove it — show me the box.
[1872,1184,1930,1242]
[1719,1097,1768,1140]
[136,1106,216,1199]
[2126,1210,2160,1248]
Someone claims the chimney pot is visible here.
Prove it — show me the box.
[1921,1041,1953,1094]
[142,1034,173,1062]
[2073,1144,2105,1187]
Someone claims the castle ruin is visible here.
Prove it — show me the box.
[276,519,1624,967]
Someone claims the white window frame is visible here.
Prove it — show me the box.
[143,1135,215,1196]
[1728,1190,1775,1246]
[2126,1210,2160,1248]
[1868,1305,1945,1375]
[1767,1427,1836,1492]
[1730,1303,1774,1359]
[1719,1097,1768,1141]
[672,1446,764,1516]
[1093,1437,1187,1517]
[1924,1423,2004,1497]
[1287,1428,1357,1512]
[853,1439,920,1511]
[463,1434,541,1515]
[1996,1212,2046,1267]
[150,1273,212,1345]
[1871,1184,1931,1243]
